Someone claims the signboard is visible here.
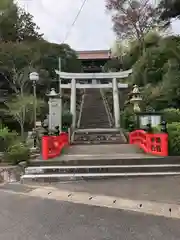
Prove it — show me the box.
[139,114,161,128]
[36,121,41,127]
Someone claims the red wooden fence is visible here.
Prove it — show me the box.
[129,130,168,157]
[42,132,69,160]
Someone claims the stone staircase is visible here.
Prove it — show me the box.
[73,88,125,144]
[80,88,110,129]
[21,144,180,182]
[19,87,180,183]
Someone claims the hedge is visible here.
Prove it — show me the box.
[4,142,30,165]
[0,127,18,152]
[153,122,180,156]
[167,122,180,156]
[162,108,180,123]
[121,107,136,132]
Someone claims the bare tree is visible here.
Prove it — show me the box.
[106,0,162,50]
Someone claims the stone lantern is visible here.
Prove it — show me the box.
[130,85,142,112]
[46,88,61,131]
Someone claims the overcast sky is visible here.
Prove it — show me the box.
[17,0,180,51]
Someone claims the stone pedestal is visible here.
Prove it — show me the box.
[48,98,61,130]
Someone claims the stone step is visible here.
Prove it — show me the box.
[74,128,122,133]
[21,172,180,183]
[21,161,180,182]
[73,129,125,144]
[82,108,107,112]
[72,140,124,145]
[80,122,109,126]
[81,116,108,119]
[80,125,111,129]
[29,155,180,167]
[25,152,180,184]
[73,138,124,144]
[74,132,123,136]
[73,133,123,138]
[81,119,109,122]
[25,164,180,175]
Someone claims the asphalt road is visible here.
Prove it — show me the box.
[0,191,180,240]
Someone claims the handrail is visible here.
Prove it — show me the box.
[77,89,85,128]
[42,132,69,160]
[100,89,114,127]
[129,130,168,157]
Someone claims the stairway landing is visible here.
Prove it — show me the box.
[33,144,152,163]
[73,128,126,145]
[66,144,143,155]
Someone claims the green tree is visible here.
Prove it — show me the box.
[132,36,180,109]
[5,95,32,139]
[0,2,42,42]
[0,0,13,9]
[159,0,180,22]
[0,41,81,97]
[161,59,180,107]
[130,34,180,86]
[5,95,46,139]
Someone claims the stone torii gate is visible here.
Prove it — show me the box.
[55,69,132,129]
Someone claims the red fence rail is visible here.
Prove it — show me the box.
[42,132,69,160]
[129,130,168,157]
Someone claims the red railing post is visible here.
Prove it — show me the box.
[160,133,168,156]
[42,136,49,160]
[146,133,151,153]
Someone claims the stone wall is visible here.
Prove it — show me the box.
[0,166,23,183]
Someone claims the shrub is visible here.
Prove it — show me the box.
[0,126,18,152]
[162,108,180,124]
[152,125,161,133]
[167,122,180,156]
[121,107,136,132]
[62,111,73,128]
[151,123,180,155]
[4,142,30,165]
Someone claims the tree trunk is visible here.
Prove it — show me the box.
[20,123,24,141]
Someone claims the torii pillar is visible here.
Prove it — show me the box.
[70,78,76,129]
[112,77,120,128]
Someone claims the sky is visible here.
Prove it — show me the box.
[17,0,180,51]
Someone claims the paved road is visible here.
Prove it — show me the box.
[0,191,180,239]
[53,176,180,204]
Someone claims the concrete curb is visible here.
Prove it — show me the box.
[26,187,180,219]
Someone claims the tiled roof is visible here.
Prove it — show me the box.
[77,50,110,60]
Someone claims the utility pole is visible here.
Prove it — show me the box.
[58,57,62,132]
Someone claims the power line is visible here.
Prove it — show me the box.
[62,0,88,43]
